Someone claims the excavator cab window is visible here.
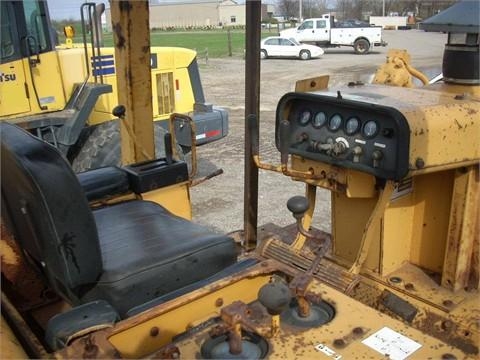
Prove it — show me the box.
[22,0,52,56]
[0,1,19,62]
[0,0,53,63]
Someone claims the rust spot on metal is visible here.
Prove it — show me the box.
[113,23,125,48]
[417,311,479,355]
[119,1,133,12]
[333,338,346,348]
[441,320,453,331]
[352,327,364,335]
[415,158,425,169]
[150,326,159,337]
[404,283,415,291]
[441,353,457,360]
[83,336,99,358]
[442,300,454,307]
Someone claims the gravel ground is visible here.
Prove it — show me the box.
[189,30,447,236]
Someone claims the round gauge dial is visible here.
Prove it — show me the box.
[299,110,312,126]
[363,120,379,138]
[313,111,327,128]
[345,117,360,135]
[328,114,343,131]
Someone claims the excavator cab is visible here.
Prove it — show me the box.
[0,0,66,116]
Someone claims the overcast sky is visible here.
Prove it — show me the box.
[47,0,88,20]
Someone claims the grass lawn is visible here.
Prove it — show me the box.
[62,28,279,58]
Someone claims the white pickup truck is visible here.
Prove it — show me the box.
[280,14,387,54]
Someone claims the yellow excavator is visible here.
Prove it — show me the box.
[1,0,478,359]
[0,0,228,172]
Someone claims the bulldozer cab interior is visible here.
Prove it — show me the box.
[1,0,479,359]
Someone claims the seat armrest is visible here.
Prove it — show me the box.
[123,158,189,193]
[77,166,130,202]
[45,300,119,350]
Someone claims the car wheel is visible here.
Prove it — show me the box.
[299,50,311,60]
[354,39,370,54]
[260,49,268,59]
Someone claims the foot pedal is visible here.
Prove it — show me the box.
[259,237,359,293]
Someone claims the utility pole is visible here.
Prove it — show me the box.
[299,0,302,21]
[383,0,385,16]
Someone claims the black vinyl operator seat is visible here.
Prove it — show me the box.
[0,123,237,317]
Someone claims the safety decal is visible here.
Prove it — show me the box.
[91,54,115,76]
[361,326,422,360]
[315,343,342,359]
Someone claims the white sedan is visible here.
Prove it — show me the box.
[260,36,324,60]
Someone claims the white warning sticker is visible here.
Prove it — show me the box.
[315,343,342,359]
[362,327,422,360]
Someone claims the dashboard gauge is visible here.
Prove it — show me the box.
[299,110,312,126]
[345,117,360,135]
[363,120,379,138]
[312,111,327,128]
[328,114,343,131]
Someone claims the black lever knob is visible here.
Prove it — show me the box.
[258,278,291,316]
[112,105,126,118]
[287,196,309,220]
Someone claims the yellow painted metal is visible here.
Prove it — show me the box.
[43,46,198,126]
[171,276,468,359]
[353,263,479,354]
[349,181,395,274]
[0,316,28,359]
[294,74,329,92]
[141,182,192,220]
[0,51,67,117]
[108,275,271,358]
[111,0,154,165]
[357,86,479,175]
[442,165,480,291]
[332,193,378,265]
[408,171,454,273]
[0,59,30,116]
[1,39,199,133]
[381,190,415,274]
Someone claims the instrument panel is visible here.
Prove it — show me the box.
[276,92,410,181]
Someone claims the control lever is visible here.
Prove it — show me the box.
[112,105,126,118]
[164,133,173,165]
[287,196,316,239]
[248,116,324,180]
[289,246,328,318]
[258,276,291,336]
[286,195,330,318]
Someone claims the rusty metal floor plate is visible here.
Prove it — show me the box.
[261,236,359,293]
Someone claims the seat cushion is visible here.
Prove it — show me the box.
[82,200,237,316]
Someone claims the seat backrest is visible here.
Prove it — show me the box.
[0,123,102,300]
